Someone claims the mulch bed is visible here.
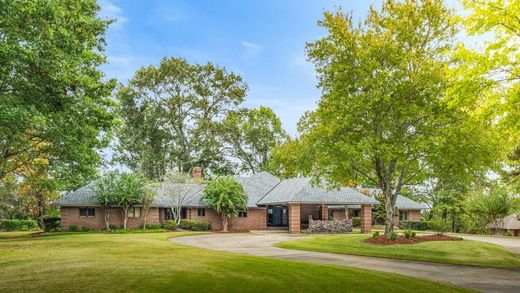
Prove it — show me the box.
[365,234,463,245]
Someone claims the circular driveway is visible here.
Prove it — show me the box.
[171,232,520,293]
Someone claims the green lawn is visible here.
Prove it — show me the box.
[277,234,520,268]
[0,232,470,292]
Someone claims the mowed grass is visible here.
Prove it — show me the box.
[0,232,470,292]
[277,234,520,268]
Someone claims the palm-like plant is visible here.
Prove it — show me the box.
[202,176,247,232]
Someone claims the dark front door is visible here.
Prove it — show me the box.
[267,205,288,227]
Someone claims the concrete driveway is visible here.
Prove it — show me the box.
[455,235,520,256]
[171,232,520,293]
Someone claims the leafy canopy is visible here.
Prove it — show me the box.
[202,176,247,218]
[222,106,288,174]
[115,57,247,180]
[0,0,116,188]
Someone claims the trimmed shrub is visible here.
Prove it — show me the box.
[68,225,79,232]
[142,223,162,230]
[400,220,431,231]
[163,220,177,231]
[352,217,360,227]
[178,219,211,231]
[43,216,61,232]
[0,219,39,231]
[404,230,415,239]
[372,231,380,237]
[80,226,95,232]
[108,224,122,230]
[387,231,398,241]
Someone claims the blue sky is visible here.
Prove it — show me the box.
[98,0,464,136]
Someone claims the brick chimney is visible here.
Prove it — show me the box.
[192,167,202,183]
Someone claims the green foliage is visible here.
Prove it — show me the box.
[222,106,288,173]
[141,182,158,230]
[278,0,501,236]
[141,223,162,230]
[202,177,247,218]
[352,217,360,227]
[0,0,116,186]
[115,57,247,179]
[0,219,38,231]
[203,176,247,232]
[430,218,450,235]
[163,220,177,231]
[404,230,415,239]
[81,226,95,232]
[400,221,431,231]
[467,184,516,232]
[108,224,122,230]
[42,216,60,232]
[68,225,79,232]
[387,231,398,241]
[462,0,520,193]
[372,231,380,237]
[178,219,211,231]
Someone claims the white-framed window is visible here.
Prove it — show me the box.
[238,211,247,218]
[79,208,95,217]
[128,207,141,218]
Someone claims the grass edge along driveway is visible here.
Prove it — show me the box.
[0,232,471,292]
[277,234,520,268]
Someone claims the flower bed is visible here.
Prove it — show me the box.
[365,234,462,245]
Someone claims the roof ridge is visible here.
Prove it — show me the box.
[254,174,283,205]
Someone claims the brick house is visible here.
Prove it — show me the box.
[52,171,424,233]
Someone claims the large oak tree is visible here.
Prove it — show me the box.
[296,0,499,234]
[116,57,247,180]
[0,0,116,188]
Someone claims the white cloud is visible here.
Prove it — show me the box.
[98,0,128,29]
[241,41,263,51]
[241,41,263,60]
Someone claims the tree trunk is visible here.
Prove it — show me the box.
[122,208,128,229]
[104,209,110,231]
[143,210,148,230]
[172,206,182,225]
[384,200,395,235]
[222,215,228,232]
[36,193,46,231]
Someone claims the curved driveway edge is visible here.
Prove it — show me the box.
[170,232,520,293]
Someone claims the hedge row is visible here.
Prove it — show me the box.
[0,219,39,231]
[400,220,432,231]
[178,219,211,231]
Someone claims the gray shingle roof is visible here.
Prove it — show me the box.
[51,183,99,206]
[256,177,379,205]
[487,214,520,230]
[235,171,281,207]
[52,172,388,208]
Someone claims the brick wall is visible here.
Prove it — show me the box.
[300,204,320,223]
[187,207,267,231]
[289,204,301,233]
[360,204,372,233]
[408,210,421,221]
[60,207,160,230]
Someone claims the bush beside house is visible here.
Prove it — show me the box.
[179,219,211,231]
[0,219,39,231]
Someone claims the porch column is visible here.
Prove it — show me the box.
[360,204,372,233]
[289,204,300,234]
[321,204,329,220]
